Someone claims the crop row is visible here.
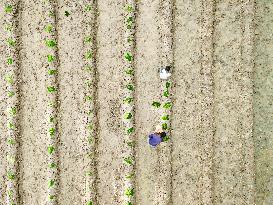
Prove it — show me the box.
[122,1,137,205]
[82,1,98,205]
[4,1,20,205]
[43,0,60,203]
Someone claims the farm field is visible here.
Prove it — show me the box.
[0,0,272,205]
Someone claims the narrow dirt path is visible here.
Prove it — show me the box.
[254,1,273,204]
[95,0,125,204]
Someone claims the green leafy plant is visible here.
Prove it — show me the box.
[152,101,161,108]
[123,97,133,104]
[5,5,13,13]
[48,69,57,75]
[162,115,169,121]
[124,112,132,120]
[125,173,134,179]
[49,163,57,169]
[85,5,92,12]
[86,201,93,205]
[7,138,15,145]
[127,141,135,147]
[7,38,15,46]
[7,58,13,65]
[48,195,55,200]
[85,51,92,59]
[125,202,132,205]
[5,75,14,84]
[45,40,56,47]
[47,55,55,62]
[126,5,133,12]
[64,11,70,17]
[163,90,169,97]
[7,91,15,97]
[85,36,92,43]
[8,107,16,115]
[49,128,55,136]
[126,84,134,91]
[124,52,133,62]
[48,116,54,123]
[48,179,55,188]
[7,122,14,130]
[45,24,53,33]
[163,102,172,109]
[162,123,168,130]
[88,135,93,144]
[125,188,134,196]
[7,171,15,180]
[47,86,56,93]
[85,95,92,101]
[87,123,93,130]
[47,146,55,154]
[127,127,134,134]
[162,135,170,142]
[166,81,171,89]
[84,65,92,71]
[123,157,133,165]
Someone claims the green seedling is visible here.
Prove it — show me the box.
[162,115,169,121]
[126,5,133,12]
[7,58,13,65]
[47,146,55,154]
[9,107,16,115]
[127,141,135,147]
[163,90,169,97]
[85,51,92,59]
[48,69,57,75]
[126,84,134,91]
[163,102,172,109]
[48,11,55,17]
[48,179,55,188]
[45,24,53,33]
[85,5,92,12]
[162,123,168,130]
[7,138,15,145]
[48,101,56,107]
[49,162,57,168]
[125,188,134,196]
[5,75,14,84]
[86,201,93,205]
[65,11,70,17]
[85,80,92,87]
[124,52,133,62]
[162,135,170,142]
[123,97,133,104]
[85,95,92,101]
[125,69,134,75]
[166,81,171,89]
[7,122,14,130]
[47,86,56,93]
[48,116,54,123]
[85,36,92,43]
[7,91,15,97]
[5,5,13,13]
[86,171,92,176]
[45,40,57,47]
[7,38,15,46]
[125,173,134,179]
[49,128,55,136]
[123,157,133,165]
[88,136,93,144]
[125,202,133,205]
[127,16,133,24]
[84,65,92,71]
[124,112,132,120]
[47,55,55,62]
[7,171,15,180]
[127,127,134,134]
[4,24,12,32]
[152,101,161,108]
[87,123,93,130]
[48,195,55,200]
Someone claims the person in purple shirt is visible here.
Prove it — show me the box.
[148,125,167,148]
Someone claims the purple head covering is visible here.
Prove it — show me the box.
[148,133,162,147]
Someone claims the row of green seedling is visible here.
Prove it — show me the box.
[152,81,172,142]
[44,2,59,203]
[82,2,97,205]
[122,2,136,205]
[4,2,19,205]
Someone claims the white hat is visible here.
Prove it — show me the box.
[155,124,163,133]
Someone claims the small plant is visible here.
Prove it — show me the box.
[125,173,134,179]
[7,58,13,65]
[124,188,134,196]
[48,69,57,75]
[125,202,133,205]
[5,75,14,84]
[49,128,55,136]
[48,195,55,200]
[7,122,14,130]
[5,5,13,13]
[7,171,15,180]
[123,157,133,165]
[48,179,55,188]
[162,123,168,130]
[162,115,169,121]
[85,5,92,12]
[152,101,161,108]
[45,24,53,33]
[45,39,56,47]
[8,107,16,115]
[64,11,70,17]
[126,5,133,12]
[48,116,54,123]
[124,52,133,62]
[47,55,55,62]
[125,68,134,75]
[47,86,56,93]
[85,51,93,59]
[126,84,134,91]
[86,201,93,205]
[85,36,92,43]
[7,91,15,97]
[7,38,15,46]
[124,112,132,120]
[162,135,170,142]
[124,97,133,104]
[85,95,92,101]
[49,163,57,169]
[47,146,55,154]
[166,81,171,88]
[163,90,169,97]
[163,102,172,109]
[127,127,134,134]
[7,138,15,145]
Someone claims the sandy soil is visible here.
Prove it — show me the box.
[0,0,271,205]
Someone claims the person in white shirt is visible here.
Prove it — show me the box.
[160,66,171,80]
